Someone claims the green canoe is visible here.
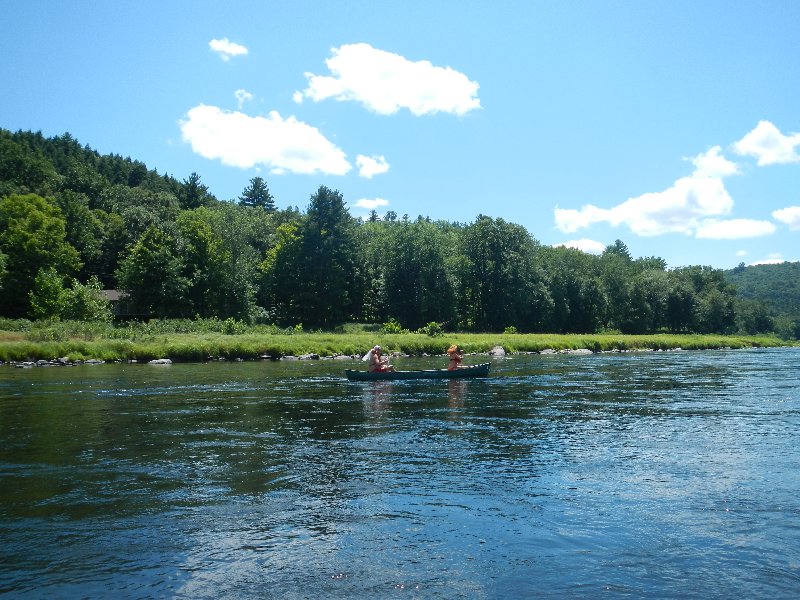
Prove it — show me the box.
[345,362,490,381]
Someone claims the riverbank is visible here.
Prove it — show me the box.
[0,328,791,365]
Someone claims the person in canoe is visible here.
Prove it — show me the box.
[363,345,395,373]
[447,344,465,370]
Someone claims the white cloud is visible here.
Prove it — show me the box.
[552,238,606,254]
[750,253,787,266]
[688,145,740,178]
[234,89,254,109]
[354,198,390,210]
[736,250,748,257]
[733,120,800,165]
[356,155,389,178]
[180,104,351,175]
[772,206,800,230]
[695,219,776,239]
[296,43,481,116]
[555,147,739,237]
[209,38,248,61]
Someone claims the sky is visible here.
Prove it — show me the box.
[2,0,799,269]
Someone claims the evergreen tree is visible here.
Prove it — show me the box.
[296,185,356,327]
[179,172,213,209]
[239,176,276,211]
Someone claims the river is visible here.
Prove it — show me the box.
[1,348,799,598]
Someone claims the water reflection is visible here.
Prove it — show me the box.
[448,379,466,409]
[361,381,393,420]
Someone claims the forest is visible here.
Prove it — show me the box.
[1,128,798,339]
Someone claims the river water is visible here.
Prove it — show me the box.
[1,348,798,598]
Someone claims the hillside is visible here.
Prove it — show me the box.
[725,262,800,317]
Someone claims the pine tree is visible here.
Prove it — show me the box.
[238,177,275,211]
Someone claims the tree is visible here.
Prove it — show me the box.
[209,203,262,320]
[61,276,113,321]
[259,221,304,324]
[54,190,104,280]
[735,299,774,335]
[380,220,458,330]
[29,267,68,320]
[0,250,6,294]
[0,194,81,317]
[239,177,275,211]
[603,239,632,260]
[179,172,213,210]
[460,216,552,332]
[90,210,127,287]
[116,225,190,317]
[177,208,230,318]
[295,186,357,327]
[0,130,62,196]
[539,246,604,333]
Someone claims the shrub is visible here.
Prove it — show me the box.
[222,317,247,335]
[382,319,408,334]
[417,321,444,337]
[503,326,518,334]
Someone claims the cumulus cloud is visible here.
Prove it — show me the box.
[772,206,800,230]
[180,104,351,175]
[555,147,739,237]
[209,38,248,61]
[235,89,254,109]
[695,219,777,239]
[552,239,606,254]
[296,43,480,116]
[751,253,787,266]
[689,145,740,178]
[733,120,800,165]
[354,198,390,210]
[356,155,390,178]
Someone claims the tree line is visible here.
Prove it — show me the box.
[0,128,795,338]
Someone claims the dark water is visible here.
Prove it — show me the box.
[1,348,799,598]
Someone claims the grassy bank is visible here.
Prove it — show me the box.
[0,322,791,363]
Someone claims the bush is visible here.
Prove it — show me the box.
[222,317,247,335]
[503,326,518,334]
[417,321,444,337]
[0,318,32,332]
[382,319,408,334]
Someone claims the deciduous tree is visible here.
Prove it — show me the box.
[0,194,81,317]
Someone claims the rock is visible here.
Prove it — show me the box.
[299,353,320,360]
[148,358,172,365]
[489,345,506,357]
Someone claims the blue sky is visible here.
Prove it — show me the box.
[3,0,799,269]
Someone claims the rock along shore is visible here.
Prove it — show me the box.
[0,345,702,368]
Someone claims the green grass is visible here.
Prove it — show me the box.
[0,322,792,363]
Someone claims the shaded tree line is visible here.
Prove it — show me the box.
[0,128,794,337]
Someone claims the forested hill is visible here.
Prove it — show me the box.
[0,127,798,339]
[725,262,800,317]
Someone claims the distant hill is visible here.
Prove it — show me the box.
[725,262,800,317]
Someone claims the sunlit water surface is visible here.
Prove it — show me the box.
[1,348,799,598]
